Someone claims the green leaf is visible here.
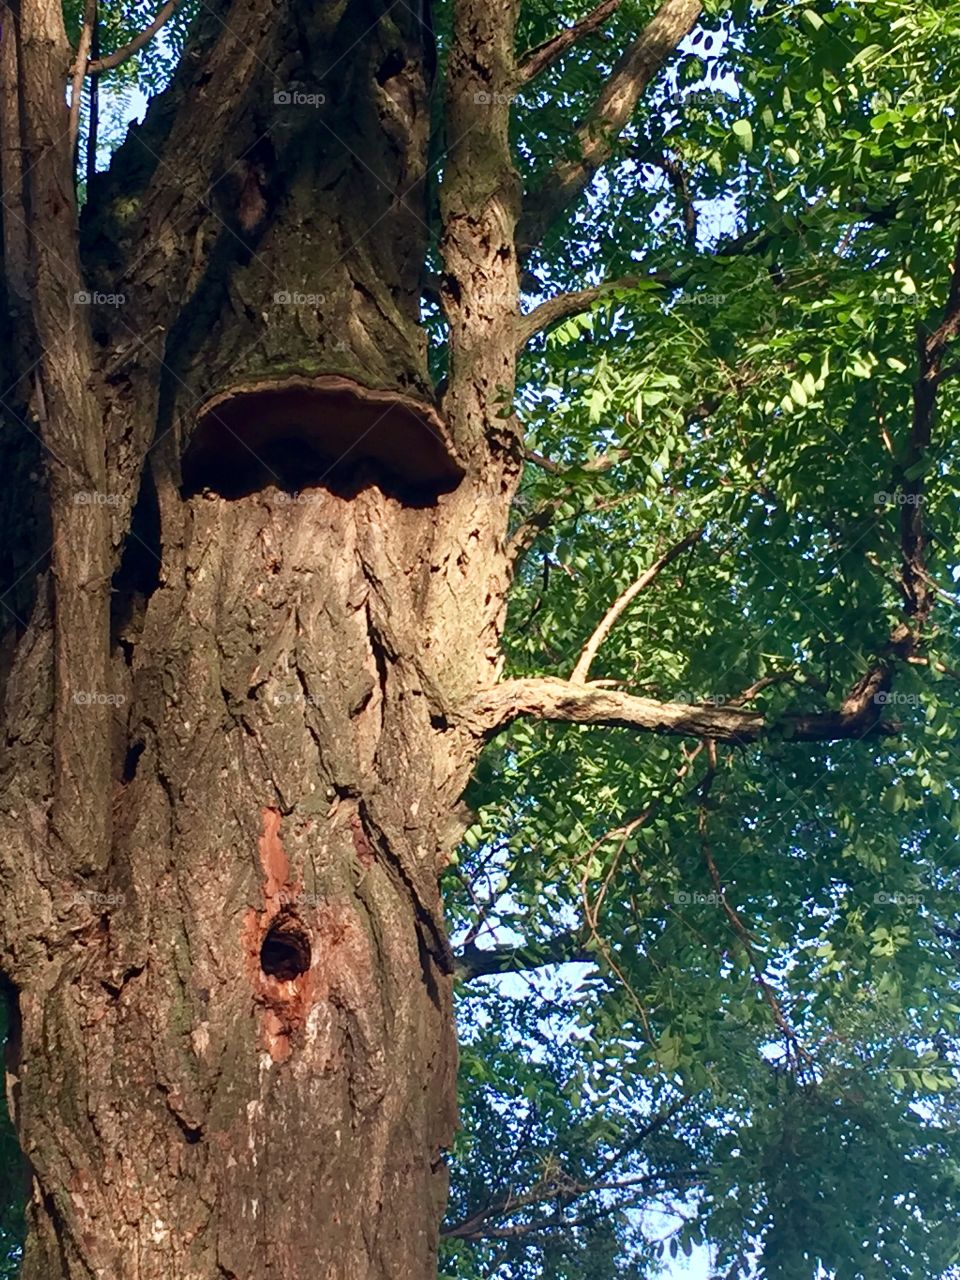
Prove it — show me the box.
[732,118,754,152]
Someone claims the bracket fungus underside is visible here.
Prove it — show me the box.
[183,375,464,498]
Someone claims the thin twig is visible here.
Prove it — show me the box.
[570,526,703,683]
[724,669,803,708]
[508,450,628,566]
[906,655,960,682]
[636,142,698,250]
[898,232,960,626]
[84,0,182,75]
[517,0,624,83]
[695,739,813,1069]
[579,808,659,1044]
[85,5,99,186]
[68,0,96,161]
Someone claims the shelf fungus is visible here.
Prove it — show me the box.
[182,375,463,498]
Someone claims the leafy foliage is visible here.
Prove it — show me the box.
[442,0,960,1275]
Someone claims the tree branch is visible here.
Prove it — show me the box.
[507,449,628,566]
[517,0,624,83]
[20,0,112,863]
[443,1098,694,1264]
[439,0,523,457]
[464,669,899,745]
[517,0,703,257]
[68,0,95,157]
[1,1,30,302]
[640,144,697,249]
[696,740,812,1069]
[455,928,593,981]
[570,526,703,682]
[898,232,960,626]
[443,1097,693,1240]
[83,0,182,75]
[517,199,904,347]
[444,1170,702,1240]
[712,196,901,263]
[724,670,807,707]
[516,270,675,347]
[86,7,99,184]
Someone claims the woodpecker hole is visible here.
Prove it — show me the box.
[260,915,312,981]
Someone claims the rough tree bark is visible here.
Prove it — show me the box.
[1,0,526,1271]
[0,0,910,1274]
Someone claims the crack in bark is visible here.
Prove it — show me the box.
[156,1081,204,1145]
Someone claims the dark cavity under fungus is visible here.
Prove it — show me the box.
[182,374,463,499]
[260,915,312,982]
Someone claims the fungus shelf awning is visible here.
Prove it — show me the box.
[185,375,463,494]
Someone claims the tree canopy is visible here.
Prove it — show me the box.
[2,0,960,1277]
[448,1,960,1272]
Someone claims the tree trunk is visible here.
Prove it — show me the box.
[7,462,515,1280]
[0,0,523,1270]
